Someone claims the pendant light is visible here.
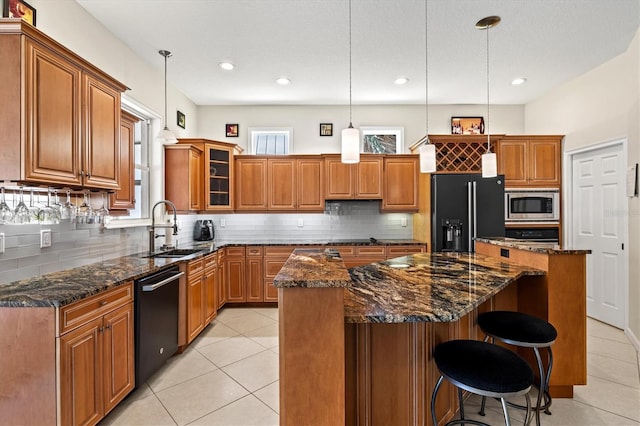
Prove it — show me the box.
[476,16,500,178]
[418,0,436,173]
[341,0,360,164]
[157,49,178,144]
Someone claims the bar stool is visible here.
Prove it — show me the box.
[431,339,533,426]
[477,311,557,426]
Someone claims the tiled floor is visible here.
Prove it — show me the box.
[101,309,640,425]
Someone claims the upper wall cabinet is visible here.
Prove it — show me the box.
[110,110,140,212]
[0,20,127,190]
[324,154,383,200]
[497,136,562,187]
[382,155,419,212]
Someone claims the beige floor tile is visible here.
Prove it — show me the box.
[197,335,267,367]
[588,334,638,364]
[243,322,279,349]
[155,369,249,426]
[454,394,527,425]
[146,346,218,392]
[254,381,279,414]
[101,394,176,425]
[588,352,640,388]
[191,321,240,349]
[251,307,279,321]
[215,307,255,322]
[573,375,640,421]
[218,310,277,334]
[587,318,629,344]
[222,350,279,392]
[539,398,640,425]
[189,395,279,426]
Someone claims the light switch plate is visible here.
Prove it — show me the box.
[0,232,5,253]
[297,218,304,228]
[220,218,226,227]
[40,229,52,248]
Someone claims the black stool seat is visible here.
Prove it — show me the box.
[478,311,557,347]
[431,340,533,426]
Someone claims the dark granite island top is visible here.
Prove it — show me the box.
[475,237,592,255]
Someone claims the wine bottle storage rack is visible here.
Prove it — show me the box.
[434,140,495,173]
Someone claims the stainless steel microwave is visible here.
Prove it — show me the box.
[505,189,560,222]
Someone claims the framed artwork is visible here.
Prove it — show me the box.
[319,123,333,137]
[361,126,404,154]
[177,111,185,129]
[3,0,36,26]
[226,123,239,137]
[451,116,485,135]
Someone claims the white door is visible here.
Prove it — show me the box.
[571,142,626,328]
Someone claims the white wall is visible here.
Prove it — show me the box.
[197,104,524,153]
[525,30,640,345]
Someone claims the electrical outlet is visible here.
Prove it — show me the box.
[220,218,226,227]
[401,217,408,227]
[297,218,304,228]
[0,232,5,254]
[40,229,52,248]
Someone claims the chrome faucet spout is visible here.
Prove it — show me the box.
[149,200,178,252]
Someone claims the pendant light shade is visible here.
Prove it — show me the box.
[341,0,360,164]
[418,0,436,173]
[476,16,500,178]
[157,49,178,144]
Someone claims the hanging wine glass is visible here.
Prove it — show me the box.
[39,189,61,224]
[76,191,93,224]
[51,189,63,218]
[95,192,109,225]
[29,189,42,223]
[0,187,14,224]
[60,190,75,221]
[14,187,31,224]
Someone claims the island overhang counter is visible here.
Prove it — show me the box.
[274,242,589,426]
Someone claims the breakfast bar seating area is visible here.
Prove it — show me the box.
[274,238,589,425]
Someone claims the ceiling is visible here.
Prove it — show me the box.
[76,0,639,106]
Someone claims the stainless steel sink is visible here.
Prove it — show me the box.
[146,249,202,258]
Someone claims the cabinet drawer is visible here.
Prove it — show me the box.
[204,253,217,270]
[265,259,287,278]
[386,245,426,257]
[225,247,246,257]
[264,246,295,257]
[334,246,356,257]
[188,258,204,275]
[246,246,264,257]
[59,282,133,335]
[355,246,385,257]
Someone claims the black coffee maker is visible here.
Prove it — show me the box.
[193,220,214,241]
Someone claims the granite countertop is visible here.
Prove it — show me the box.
[273,248,352,288]
[475,237,592,255]
[0,239,424,308]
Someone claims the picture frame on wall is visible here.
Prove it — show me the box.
[3,0,36,26]
[226,123,239,137]
[451,116,485,135]
[361,126,404,154]
[177,111,186,129]
[319,123,333,137]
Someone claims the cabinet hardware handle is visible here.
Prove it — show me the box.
[99,326,104,333]
[79,170,84,177]
[100,301,108,306]
[105,324,111,330]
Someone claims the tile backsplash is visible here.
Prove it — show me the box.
[0,201,414,284]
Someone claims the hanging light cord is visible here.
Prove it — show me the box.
[164,52,168,129]
[485,24,491,153]
[348,0,353,127]
[424,0,429,144]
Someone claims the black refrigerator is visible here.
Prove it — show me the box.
[431,173,505,252]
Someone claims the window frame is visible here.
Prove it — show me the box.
[247,126,294,155]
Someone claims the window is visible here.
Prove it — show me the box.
[248,127,293,155]
[361,126,404,154]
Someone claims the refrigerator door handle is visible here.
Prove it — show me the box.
[472,181,478,251]
[467,182,473,250]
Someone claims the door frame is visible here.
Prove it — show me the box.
[563,138,629,329]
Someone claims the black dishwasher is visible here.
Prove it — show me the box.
[134,266,184,387]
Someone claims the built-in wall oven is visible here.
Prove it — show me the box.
[505,188,560,223]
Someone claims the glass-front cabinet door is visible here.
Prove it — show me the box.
[206,144,233,210]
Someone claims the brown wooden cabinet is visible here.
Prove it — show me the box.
[110,110,139,211]
[235,157,268,211]
[325,155,383,200]
[225,247,247,302]
[246,246,265,302]
[296,157,325,211]
[497,136,562,187]
[263,246,297,302]
[186,258,205,344]
[0,21,126,189]
[217,249,227,309]
[165,144,204,212]
[59,283,134,425]
[382,155,419,212]
[268,158,296,210]
[204,253,218,324]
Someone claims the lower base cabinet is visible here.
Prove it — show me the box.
[226,247,247,302]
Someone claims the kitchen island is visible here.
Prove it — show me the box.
[274,239,589,426]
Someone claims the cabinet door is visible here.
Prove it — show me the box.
[217,258,226,309]
[297,158,324,211]
[497,140,528,186]
[355,156,383,199]
[110,111,138,211]
[382,156,418,211]
[268,159,296,210]
[235,158,268,211]
[246,247,264,302]
[25,39,83,187]
[204,265,217,324]
[325,156,354,199]
[187,272,205,343]
[165,145,203,212]
[205,144,234,211]
[59,318,103,426]
[529,139,561,186]
[102,303,134,414]
[83,74,121,190]
[226,258,246,302]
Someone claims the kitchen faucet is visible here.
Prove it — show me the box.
[149,200,178,253]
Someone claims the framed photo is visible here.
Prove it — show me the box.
[361,126,404,154]
[451,116,485,135]
[3,0,36,26]
[177,111,185,129]
[319,123,333,137]
[226,123,239,137]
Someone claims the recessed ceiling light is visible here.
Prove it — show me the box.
[394,77,409,85]
[276,77,291,85]
[511,77,527,85]
[219,62,235,70]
